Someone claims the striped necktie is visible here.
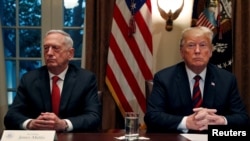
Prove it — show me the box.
[192,75,202,108]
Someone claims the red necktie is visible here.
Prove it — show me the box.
[52,76,60,115]
[192,75,202,108]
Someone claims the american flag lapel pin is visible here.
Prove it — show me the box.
[211,82,215,86]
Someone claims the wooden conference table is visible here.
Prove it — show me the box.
[56,129,191,141]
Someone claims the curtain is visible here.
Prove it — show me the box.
[84,0,123,130]
[0,22,8,131]
[233,0,250,115]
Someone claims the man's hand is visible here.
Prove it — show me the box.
[186,107,219,131]
[27,112,68,132]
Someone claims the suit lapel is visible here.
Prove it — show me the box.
[38,69,52,111]
[59,66,77,111]
[176,63,193,108]
[175,63,217,108]
[203,64,216,107]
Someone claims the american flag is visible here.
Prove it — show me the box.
[196,8,216,29]
[192,0,217,29]
[105,0,153,128]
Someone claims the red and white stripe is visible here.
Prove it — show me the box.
[106,0,153,127]
[196,13,215,29]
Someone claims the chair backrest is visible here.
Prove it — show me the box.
[145,80,153,100]
[97,91,103,130]
[98,91,102,104]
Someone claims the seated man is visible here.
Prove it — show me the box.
[144,26,249,133]
[4,30,102,132]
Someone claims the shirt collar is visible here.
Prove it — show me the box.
[49,66,69,80]
[185,66,207,81]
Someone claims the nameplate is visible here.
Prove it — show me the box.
[1,130,56,141]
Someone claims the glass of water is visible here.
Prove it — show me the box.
[125,112,139,140]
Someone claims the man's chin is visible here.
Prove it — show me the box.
[46,64,58,68]
[193,61,206,66]
[190,62,206,69]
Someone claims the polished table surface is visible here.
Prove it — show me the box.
[56,130,191,141]
[0,129,192,141]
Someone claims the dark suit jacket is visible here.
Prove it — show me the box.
[144,62,249,133]
[4,63,102,132]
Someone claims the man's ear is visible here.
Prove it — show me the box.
[68,48,75,59]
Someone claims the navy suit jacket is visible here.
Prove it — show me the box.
[144,62,249,133]
[4,63,101,132]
